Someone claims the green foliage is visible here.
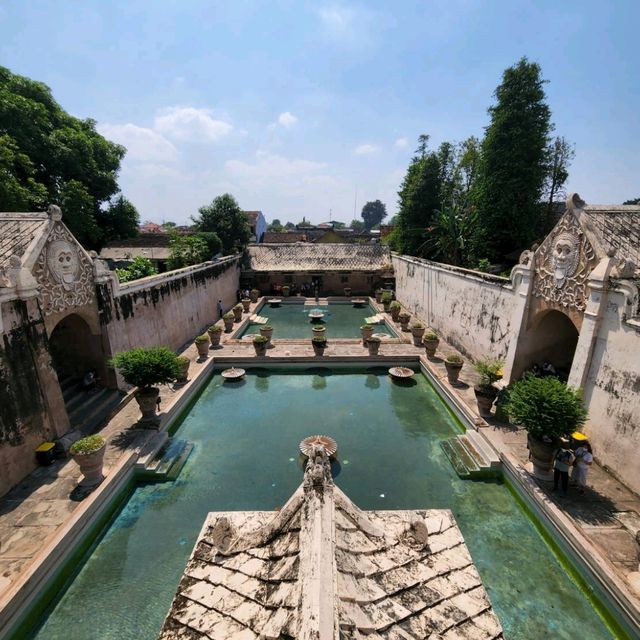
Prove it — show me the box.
[268,218,282,231]
[198,231,222,256]
[424,331,439,341]
[623,197,640,205]
[474,358,504,387]
[411,321,424,328]
[261,325,273,331]
[543,137,574,227]
[350,218,365,232]
[98,195,140,242]
[223,312,234,320]
[446,353,463,364]
[194,334,209,343]
[505,374,587,440]
[472,57,552,261]
[389,300,401,310]
[284,221,295,230]
[476,258,491,272]
[0,66,128,249]
[176,356,190,365]
[361,324,373,330]
[167,233,209,269]
[381,291,393,304]
[193,194,251,253]
[253,334,268,343]
[208,325,223,333]
[109,347,181,389]
[115,256,157,283]
[361,200,387,230]
[312,336,327,344]
[70,434,105,455]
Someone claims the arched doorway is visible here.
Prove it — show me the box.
[49,314,105,381]
[512,310,579,381]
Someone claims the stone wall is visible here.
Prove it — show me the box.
[99,257,240,367]
[0,298,67,497]
[392,254,517,361]
[582,288,640,493]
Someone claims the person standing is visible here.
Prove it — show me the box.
[571,442,593,495]
[552,445,575,497]
[217,299,224,319]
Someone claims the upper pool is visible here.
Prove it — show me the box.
[236,301,397,339]
[29,369,616,639]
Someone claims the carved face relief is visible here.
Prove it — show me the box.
[551,233,579,288]
[47,240,79,288]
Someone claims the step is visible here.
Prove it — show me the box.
[465,429,501,468]
[136,431,169,469]
[459,435,489,469]
[441,439,479,478]
[139,438,193,481]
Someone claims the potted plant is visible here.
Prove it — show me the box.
[253,334,269,356]
[473,358,504,418]
[250,288,260,302]
[444,353,464,385]
[260,325,273,347]
[398,311,411,331]
[389,300,401,321]
[360,324,374,345]
[207,324,223,348]
[195,334,210,359]
[282,284,290,297]
[344,286,352,297]
[375,288,383,303]
[110,347,181,427]
[411,321,425,346]
[312,335,327,356]
[176,355,190,384]
[423,331,439,359]
[223,312,235,332]
[70,434,106,487]
[506,374,587,477]
[233,303,243,322]
[381,290,393,312]
[241,298,251,312]
[366,335,381,356]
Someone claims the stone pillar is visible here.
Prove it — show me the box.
[568,257,615,390]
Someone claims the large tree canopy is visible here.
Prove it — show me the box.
[361,200,387,230]
[0,66,136,248]
[472,57,552,261]
[192,194,251,254]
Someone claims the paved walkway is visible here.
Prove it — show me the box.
[0,297,639,623]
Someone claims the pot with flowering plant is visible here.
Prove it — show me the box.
[473,358,504,417]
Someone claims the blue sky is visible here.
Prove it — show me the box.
[1,1,638,225]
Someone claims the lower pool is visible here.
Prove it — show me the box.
[30,369,617,639]
[237,302,396,339]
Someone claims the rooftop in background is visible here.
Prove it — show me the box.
[244,243,391,271]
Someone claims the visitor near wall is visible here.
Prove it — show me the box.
[571,443,593,495]
[552,446,575,497]
[217,299,223,319]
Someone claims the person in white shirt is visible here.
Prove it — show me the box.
[571,442,593,495]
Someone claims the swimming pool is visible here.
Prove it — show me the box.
[29,369,617,639]
[236,301,397,339]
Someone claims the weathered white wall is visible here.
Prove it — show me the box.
[581,287,640,493]
[392,254,518,360]
[101,257,240,361]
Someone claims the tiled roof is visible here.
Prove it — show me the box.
[580,205,640,266]
[0,212,49,269]
[263,231,306,243]
[243,211,262,224]
[245,243,391,271]
[159,446,503,639]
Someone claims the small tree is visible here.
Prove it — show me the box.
[543,136,574,229]
[109,347,181,391]
[116,256,157,282]
[98,195,140,241]
[192,193,250,253]
[167,233,209,269]
[361,199,387,230]
[350,219,365,232]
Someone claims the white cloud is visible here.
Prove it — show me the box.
[278,111,298,127]
[354,143,380,156]
[97,123,178,163]
[154,106,233,143]
[318,6,355,36]
[395,137,409,149]
[226,151,327,187]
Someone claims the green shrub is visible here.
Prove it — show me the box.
[505,374,587,440]
[446,353,463,364]
[398,311,410,320]
[474,358,504,387]
[195,334,209,343]
[208,325,223,332]
[234,303,243,310]
[381,291,393,304]
[424,331,439,341]
[253,334,268,343]
[223,312,234,320]
[411,322,424,329]
[70,434,105,455]
[116,256,157,283]
[261,325,273,331]
[176,355,190,365]
[251,288,260,295]
[109,347,181,389]
[360,324,373,330]
[389,300,401,310]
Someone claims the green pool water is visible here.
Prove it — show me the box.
[30,369,617,639]
[237,302,397,339]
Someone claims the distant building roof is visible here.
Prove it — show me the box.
[243,211,262,225]
[263,231,306,243]
[245,243,391,271]
[140,222,163,233]
[0,212,49,269]
[100,232,175,262]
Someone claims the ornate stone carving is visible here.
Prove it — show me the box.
[304,443,333,491]
[34,224,95,315]
[533,214,596,312]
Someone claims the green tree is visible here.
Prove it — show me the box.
[361,200,387,230]
[268,218,283,231]
[198,231,222,257]
[116,256,157,283]
[350,219,365,232]
[543,137,574,228]
[167,233,210,269]
[284,221,295,230]
[192,194,250,253]
[623,197,640,205]
[97,195,139,242]
[473,58,552,261]
[162,221,177,230]
[0,66,127,249]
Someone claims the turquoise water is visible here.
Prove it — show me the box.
[31,370,615,639]
[237,302,396,339]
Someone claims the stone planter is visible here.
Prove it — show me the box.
[367,339,381,356]
[375,290,383,303]
[253,341,268,357]
[527,434,557,478]
[250,289,260,303]
[207,328,222,348]
[398,315,410,332]
[474,384,499,418]
[312,327,326,338]
[233,306,243,322]
[282,286,290,298]
[260,326,273,347]
[196,339,210,359]
[223,317,234,333]
[135,387,161,427]
[241,299,251,313]
[444,360,463,385]
[390,306,401,322]
[312,341,326,356]
[71,443,106,488]
[343,287,352,297]
[360,326,374,346]
[423,338,439,359]
[176,357,190,383]
[411,326,425,346]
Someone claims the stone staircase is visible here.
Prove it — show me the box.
[441,429,501,479]
[135,433,193,481]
